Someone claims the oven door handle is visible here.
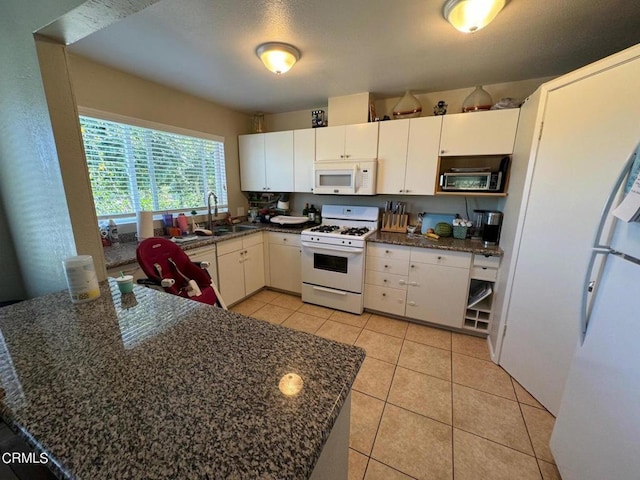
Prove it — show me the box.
[312,286,348,296]
[301,241,363,254]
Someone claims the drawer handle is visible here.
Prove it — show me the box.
[408,301,416,306]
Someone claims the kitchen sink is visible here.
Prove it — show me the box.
[212,224,259,235]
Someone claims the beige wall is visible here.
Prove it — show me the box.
[265,77,554,132]
[68,54,252,220]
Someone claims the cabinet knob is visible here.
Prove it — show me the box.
[408,301,416,306]
[441,149,446,154]
[340,155,344,158]
[410,264,415,268]
[382,293,386,297]
[437,256,442,260]
[399,189,403,193]
[244,250,248,254]
[385,250,389,253]
[384,265,389,268]
[405,189,410,193]
[283,238,287,242]
[345,154,350,158]
[383,279,387,283]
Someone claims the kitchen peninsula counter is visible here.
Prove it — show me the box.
[0,280,363,479]
[368,230,504,256]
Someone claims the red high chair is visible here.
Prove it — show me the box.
[136,237,226,309]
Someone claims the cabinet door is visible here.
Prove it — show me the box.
[265,131,294,192]
[344,122,379,158]
[294,129,315,193]
[377,119,409,194]
[315,126,346,160]
[439,109,520,156]
[269,244,301,293]
[239,134,266,191]
[404,116,442,195]
[217,251,246,305]
[243,243,265,296]
[186,245,218,286]
[406,263,469,328]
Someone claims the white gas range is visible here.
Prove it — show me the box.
[301,205,379,314]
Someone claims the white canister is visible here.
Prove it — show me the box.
[63,255,101,304]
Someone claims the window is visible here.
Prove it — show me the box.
[79,112,227,219]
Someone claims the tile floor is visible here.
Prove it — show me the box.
[232,290,562,480]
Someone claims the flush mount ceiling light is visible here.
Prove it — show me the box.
[443,0,508,33]
[256,42,301,75]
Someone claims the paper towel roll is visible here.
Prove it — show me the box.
[136,211,154,241]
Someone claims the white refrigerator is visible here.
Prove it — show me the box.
[550,146,640,479]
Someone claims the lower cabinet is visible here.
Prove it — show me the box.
[464,254,501,332]
[268,232,301,294]
[185,245,218,286]
[364,243,473,330]
[217,233,265,305]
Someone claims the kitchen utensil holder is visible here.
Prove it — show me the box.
[381,213,409,232]
[453,225,468,239]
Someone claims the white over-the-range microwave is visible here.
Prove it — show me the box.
[313,159,377,195]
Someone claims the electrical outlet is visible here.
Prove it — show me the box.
[236,207,245,217]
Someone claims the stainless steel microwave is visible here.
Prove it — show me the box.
[440,171,503,192]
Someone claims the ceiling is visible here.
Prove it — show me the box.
[66,0,640,114]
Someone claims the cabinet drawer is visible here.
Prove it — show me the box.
[366,255,410,276]
[364,284,406,317]
[410,249,471,269]
[365,270,408,291]
[471,266,498,282]
[216,237,243,255]
[242,231,263,248]
[473,255,501,268]
[367,243,411,261]
[268,232,301,247]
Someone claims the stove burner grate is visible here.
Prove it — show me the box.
[309,225,340,233]
[340,227,371,236]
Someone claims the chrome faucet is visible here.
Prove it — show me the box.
[207,191,218,230]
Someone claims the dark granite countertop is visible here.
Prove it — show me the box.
[368,231,504,256]
[105,223,311,269]
[0,280,364,480]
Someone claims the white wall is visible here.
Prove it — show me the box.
[0,0,86,299]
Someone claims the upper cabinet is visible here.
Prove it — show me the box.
[239,131,294,192]
[293,128,315,193]
[439,109,520,156]
[377,116,442,195]
[315,122,379,160]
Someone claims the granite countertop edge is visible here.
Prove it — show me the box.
[368,231,504,256]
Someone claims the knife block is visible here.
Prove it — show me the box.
[381,213,409,233]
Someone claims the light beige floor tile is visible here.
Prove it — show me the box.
[397,340,451,381]
[521,404,556,463]
[316,320,362,345]
[248,289,281,303]
[298,303,335,319]
[371,404,452,480]
[330,310,371,328]
[250,304,294,324]
[388,366,452,425]
[365,459,414,480]
[230,298,266,316]
[349,448,368,480]
[512,379,545,409]
[280,311,326,334]
[405,323,451,350]
[453,428,541,480]
[350,391,385,456]
[364,314,408,338]
[452,353,515,400]
[452,384,533,455]
[452,332,491,361]
[538,459,561,480]
[268,293,303,311]
[352,357,396,401]
[355,330,403,365]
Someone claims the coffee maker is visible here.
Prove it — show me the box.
[481,211,503,246]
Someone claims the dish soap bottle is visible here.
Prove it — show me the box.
[108,219,120,245]
[308,204,317,222]
[303,203,309,218]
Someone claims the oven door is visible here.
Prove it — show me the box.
[301,242,364,293]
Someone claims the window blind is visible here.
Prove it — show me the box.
[79,115,227,218]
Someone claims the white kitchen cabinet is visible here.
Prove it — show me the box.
[364,244,409,317]
[377,117,442,195]
[439,109,520,156]
[464,254,500,333]
[239,131,294,192]
[315,123,378,161]
[294,128,315,193]
[405,250,471,329]
[217,233,265,305]
[268,232,301,293]
[186,244,218,286]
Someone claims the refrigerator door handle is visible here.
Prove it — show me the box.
[580,248,611,344]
